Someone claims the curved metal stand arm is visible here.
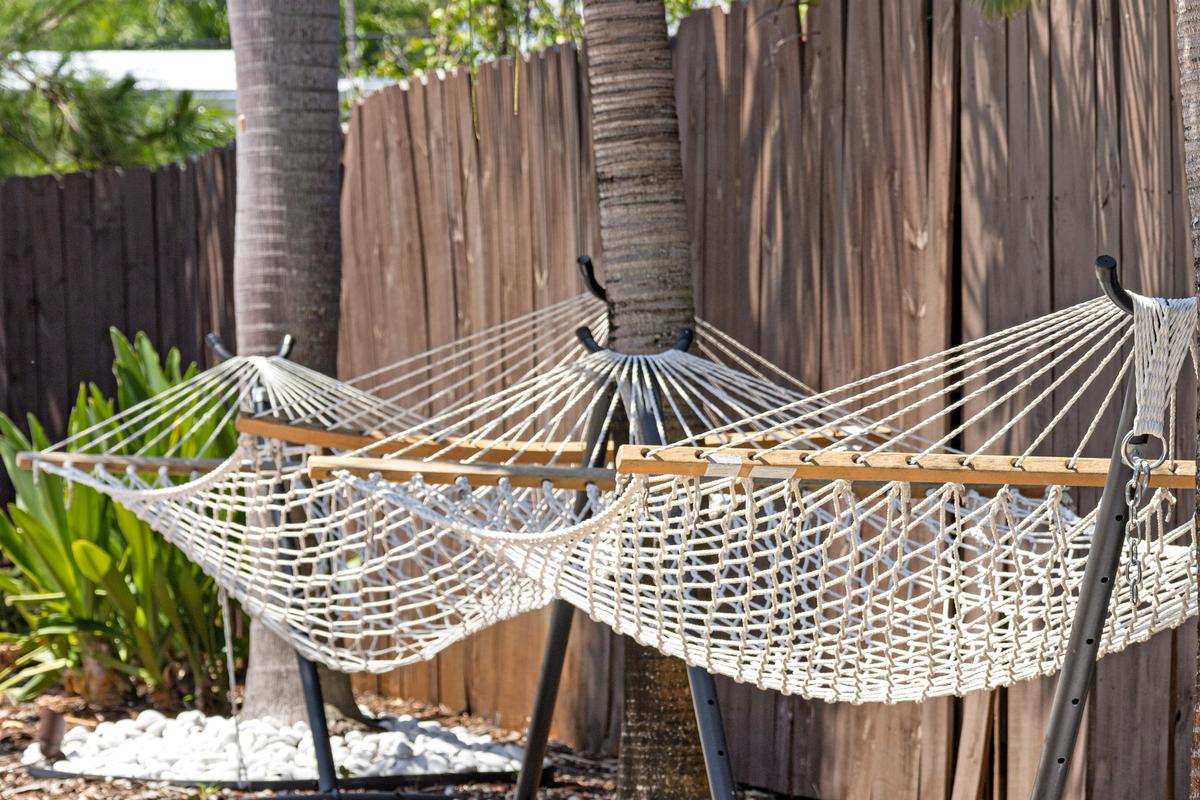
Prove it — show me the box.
[576,255,607,302]
[1030,256,1142,800]
[1095,255,1133,316]
[206,333,236,362]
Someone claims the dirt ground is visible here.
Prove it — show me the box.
[0,692,619,799]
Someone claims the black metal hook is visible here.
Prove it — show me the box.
[1095,255,1133,316]
[574,326,694,354]
[575,326,604,353]
[205,333,235,361]
[576,256,607,302]
[277,334,295,359]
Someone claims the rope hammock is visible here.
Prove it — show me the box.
[19,293,822,673]
[20,286,1199,706]
[306,292,1199,704]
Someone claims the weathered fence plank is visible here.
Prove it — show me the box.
[0,147,235,442]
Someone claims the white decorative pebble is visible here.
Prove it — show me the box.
[20,743,42,765]
[27,709,526,783]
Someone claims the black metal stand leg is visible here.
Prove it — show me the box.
[687,666,736,800]
[513,599,576,799]
[632,345,735,800]
[1030,382,1143,800]
[513,344,613,800]
[272,655,401,800]
[298,654,342,799]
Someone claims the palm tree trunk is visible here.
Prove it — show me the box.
[1180,0,1200,791]
[1182,2,1200,794]
[583,0,696,356]
[229,0,363,725]
[580,1,707,797]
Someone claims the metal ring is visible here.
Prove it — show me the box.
[1120,431,1167,471]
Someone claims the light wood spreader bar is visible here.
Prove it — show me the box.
[237,417,887,462]
[237,417,611,465]
[16,451,226,476]
[307,455,616,491]
[615,446,1196,490]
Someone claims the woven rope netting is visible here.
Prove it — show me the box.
[24,294,604,669]
[25,294,828,673]
[24,289,1199,704]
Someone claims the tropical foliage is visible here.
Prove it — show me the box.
[354,0,698,78]
[0,0,710,176]
[0,1,233,177]
[0,330,242,709]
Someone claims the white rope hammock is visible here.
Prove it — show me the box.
[22,290,1199,705]
[22,294,825,673]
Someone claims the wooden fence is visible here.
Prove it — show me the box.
[0,147,237,439]
[339,1,1196,798]
[0,0,1191,796]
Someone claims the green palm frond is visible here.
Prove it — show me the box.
[976,0,1039,18]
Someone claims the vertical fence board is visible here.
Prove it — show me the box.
[541,48,576,306]
[0,187,14,416]
[176,162,201,360]
[765,0,818,388]
[29,176,69,433]
[92,168,126,386]
[121,167,158,343]
[2,180,37,425]
[61,172,96,401]
[337,102,372,382]
[153,165,181,355]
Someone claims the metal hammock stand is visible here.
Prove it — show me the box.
[598,257,1166,800]
[1028,258,1153,800]
[510,257,735,799]
[201,258,739,800]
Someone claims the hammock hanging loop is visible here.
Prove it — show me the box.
[1128,291,1198,443]
[1119,430,1166,471]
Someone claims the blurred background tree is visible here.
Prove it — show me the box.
[0,0,233,177]
[348,0,697,77]
[0,0,704,177]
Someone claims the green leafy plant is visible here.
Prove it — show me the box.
[0,0,234,177]
[0,329,242,709]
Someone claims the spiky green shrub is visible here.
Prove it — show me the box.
[0,330,242,708]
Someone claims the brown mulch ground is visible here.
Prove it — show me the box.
[0,692,620,799]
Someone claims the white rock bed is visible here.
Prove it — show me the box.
[21,709,525,784]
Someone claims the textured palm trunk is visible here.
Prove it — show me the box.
[580,1,707,797]
[1182,0,1200,792]
[1184,2,1200,795]
[229,0,363,725]
[583,0,696,356]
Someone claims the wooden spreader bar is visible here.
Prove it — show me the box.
[16,451,225,476]
[237,417,611,465]
[307,455,616,491]
[237,417,888,462]
[615,446,1196,490]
